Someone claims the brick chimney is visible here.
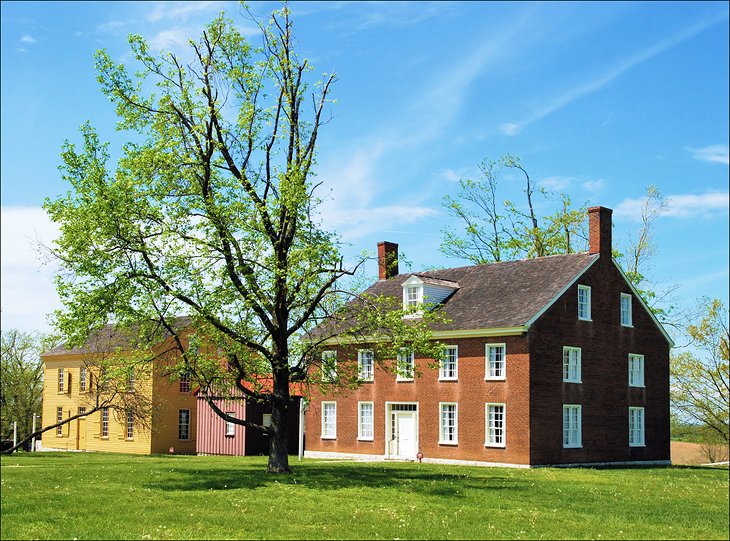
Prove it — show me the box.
[588,206,613,257]
[377,241,399,280]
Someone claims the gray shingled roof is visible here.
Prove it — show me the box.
[364,252,598,331]
[43,317,192,357]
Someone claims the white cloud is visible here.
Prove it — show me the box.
[581,179,606,194]
[539,176,573,191]
[149,28,192,51]
[147,1,222,23]
[20,34,36,44]
[687,144,730,165]
[0,207,61,332]
[615,191,729,221]
[501,11,729,136]
[321,204,439,242]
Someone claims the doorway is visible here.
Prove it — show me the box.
[386,403,418,460]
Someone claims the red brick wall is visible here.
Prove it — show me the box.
[528,256,671,464]
[306,335,532,465]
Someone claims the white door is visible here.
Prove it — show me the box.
[396,412,417,459]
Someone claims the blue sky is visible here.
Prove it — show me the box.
[1,1,728,333]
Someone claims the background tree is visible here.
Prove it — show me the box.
[44,7,443,473]
[671,298,729,447]
[0,330,49,447]
[440,154,587,264]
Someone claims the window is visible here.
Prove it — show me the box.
[358,402,374,440]
[620,293,633,326]
[321,402,336,439]
[578,285,591,321]
[358,350,374,382]
[262,414,272,428]
[628,354,645,387]
[56,407,64,436]
[396,349,414,381]
[80,367,87,392]
[439,346,458,381]
[225,412,236,436]
[629,407,645,447]
[101,407,109,438]
[126,411,134,440]
[179,372,191,393]
[58,368,65,393]
[99,368,109,391]
[321,351,337,382]
[563,347,582,383]
[439,403,458,444]
[563,405,582,448]
[406,285,421,309]
[178,409,190,440]
[127,369,135,392]
[485,403,506,447]
[78,407,86,416]
[485,344,506,380]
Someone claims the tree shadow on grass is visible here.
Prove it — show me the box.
[142,460,528,497]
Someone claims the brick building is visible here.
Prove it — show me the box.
[304,206,672,467]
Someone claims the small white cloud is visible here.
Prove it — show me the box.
[500,122,521,136]
[149,28,191,51]
[581,179,606,194]
[539,176,573,191]
[322,205,439,242]
[439,169,461,183]
[147,1,221,23]
[20,34,36,44]
[686,144,729,165]
[615,191,729,221]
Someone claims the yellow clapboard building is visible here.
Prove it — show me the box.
[41,325,197,455]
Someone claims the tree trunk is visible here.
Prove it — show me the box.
[267,364,292,474]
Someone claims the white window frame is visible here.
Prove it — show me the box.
[58,368,65,393]
[178,409,190,440]
[485,343,506,381]
[321,351,337,382]
[629,407,645,447]
[357,349,374,382]
[396,349,415,381]
[56,407,64,436]
[563,404,582,448]
[80,366,87,392]
[262,414,272,428]
[179,372,191,393]
[628,354,645,388]
[485,403,506,448]
[563,346,582,383]
[101,407,109,438]
[403,283,423,316]
[439,402,458,445]
[225,412,236,436]
[127,370,135,392]
[439,345,458,381]
[578,285,592,321]
[358,401,374,441]
[620,293,633,327]
[126,410,134,440]
[321,401,337,439]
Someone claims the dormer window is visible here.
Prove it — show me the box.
[406,285,422,310]
[401,275,459,317]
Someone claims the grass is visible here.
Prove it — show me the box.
[1,453,728,540]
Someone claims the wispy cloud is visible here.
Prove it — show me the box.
[20,34,36,44]
[501,11,729,136]
[581,179,606,194]
[615,191,729,221]
[322,204,439,242]
[0,207,61,332]
[147,1,223,23]
[539,176,573,191]
[149,28,192,51]
[686,144,730,165]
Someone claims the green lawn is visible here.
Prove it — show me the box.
[1,453,728,540]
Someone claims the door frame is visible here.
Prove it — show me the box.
[384,401,419,459]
